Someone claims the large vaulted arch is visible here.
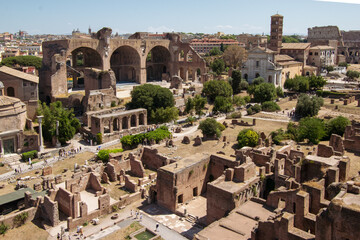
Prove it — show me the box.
[110,46,140,83]
[146,46,171,81]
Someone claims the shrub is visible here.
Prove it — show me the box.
[252,104,261,113]
[111,101,116,107]
[261,101,280,112]
[346,70,360,79]
[14,212,28,226]
[237,129,259,148]
[338,62,348,68]
[83,221,88,226]
[185,116,197,125]
[244,95,251,103]
[120,126,171,149]
[21,150,38,161]
[96,133,102,144]
[271,128,291,145]
[0,223,9,235]
[228,112,242,119]
[232,96,245,107]
[198,118,225,138]
[112,205,119,212]
[97,149,124,163]
[316,90,346,97]
[247,108,253,115]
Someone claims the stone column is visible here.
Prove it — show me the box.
[38,116,44,152]
[128,117,131,129]
[109,119,113,133]
[0,139,3,157]
[119,117,122,131]
[56,121,61,147]
[136,115,139,127]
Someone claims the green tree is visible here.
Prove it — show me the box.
[193,94,207,116]
[295,94,324,118]
[298,117,326,144]
[253,83,277,103]
[202,80,233,101]
[338,62,349,68]
[211,58,225,75]
[151,107,179,124]
[284,76,310,92]
[1,55,42,70]
[309,76,327,90]
[209,47,222,56]
[186,116,197,125]
[198,118,224,138]
[237,129,259,148]
[232,95,245,107]
[36,101,80,145]
[127,84,175,122]
[276,86,284,98]
[220,43,225,52]
[325,116,350,138]
[239,80,249,91]
[231,70,242,94]
[185,97,194,114]
[213,96,233,113]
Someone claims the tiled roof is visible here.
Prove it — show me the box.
[281,43,311,50]
[0,66,39,83]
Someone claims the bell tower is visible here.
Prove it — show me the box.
[269,14,283,53]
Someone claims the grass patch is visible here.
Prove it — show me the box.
[101,221,143,240]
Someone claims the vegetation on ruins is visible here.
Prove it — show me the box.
[97,149,123,163]
[213,96,233,113]
[13,212,28,226]
[284,75,326,92]
[36,101,80,145]
[96,133,103,144]
[338,62,349,68]
[198,118,225,138]
[120,126,171,149]
[223,46,248,70]
[0,223,9,235]
[316,90,346,97]
[261,101,281,112]
[1,55,42,70]
[295,94,324,118]
[202,80,232,102]
[276,86,284,98]
[127,84,176,123]
[210,58,225,75]
[185,116,197,125]
[270,128,292,145]
[237,129,259,148]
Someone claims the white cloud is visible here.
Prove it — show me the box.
[216,25,233,29]
[147,26,174,33]
[316,0,360,4]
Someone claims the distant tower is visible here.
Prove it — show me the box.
[269,14,283,53]
[88,26,91,35]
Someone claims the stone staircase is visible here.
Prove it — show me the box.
[185,214,197,224]
[3,154,22,166]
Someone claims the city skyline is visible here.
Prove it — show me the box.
[1,0,360,35]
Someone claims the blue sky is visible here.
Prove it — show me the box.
[1,0,360,35]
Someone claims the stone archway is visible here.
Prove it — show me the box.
[110,46,140,83]
[67,47,103,89]
[139,113,145,125]
[6,87,15,97]
[113,118,119,131]
[146,46,171,81]
[131,115,137,127]
[122,117,128,129]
